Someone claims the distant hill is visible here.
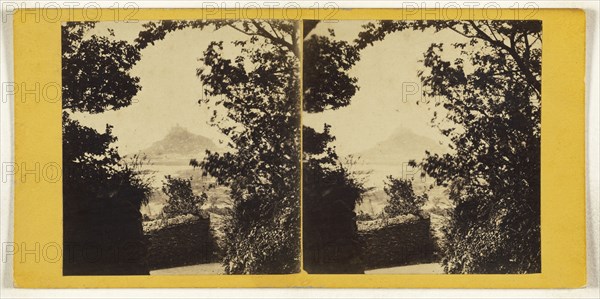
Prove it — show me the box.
[134,126,224,188]
[142,126,219,157]
[138,127,231,218]
[358,126,447,165]
[351,126,449,188]
[352,127,453,236]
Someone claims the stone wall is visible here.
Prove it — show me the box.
[359,217,436,270]
[145,217,218,270]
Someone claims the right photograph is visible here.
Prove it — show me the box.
[302,20,542,274]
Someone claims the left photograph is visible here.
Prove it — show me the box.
[62,20,301,275]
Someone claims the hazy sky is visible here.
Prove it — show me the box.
[72,20,462,158]
[72,22,247,155]
[303,21,461,156]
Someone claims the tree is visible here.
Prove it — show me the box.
[62,22,151,275]
[358,20,541,274]
[383,176,427,217]
[162,176,206,218]
[137,20,301,274]
[303,26,360,112]
[302,23,369,274]
[62,22,141,113]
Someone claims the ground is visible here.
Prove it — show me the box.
[149,262,444,275]
[150,263,225,275]
[365,263,444,274]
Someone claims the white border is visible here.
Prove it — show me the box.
[1,1,598,298]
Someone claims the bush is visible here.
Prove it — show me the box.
[356,210,374,221]
[383,176,427,218]
[162,176,206,218]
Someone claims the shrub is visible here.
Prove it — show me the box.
[383,176,427,217]
[162,176,206,218]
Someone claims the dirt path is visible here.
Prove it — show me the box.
[365,263,444,274]
[150,262,444,275]
[150,263,225,275]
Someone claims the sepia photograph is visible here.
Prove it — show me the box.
[61,16,542,276]
[7,2,592,292]
[62,19,301,275]
[302,20,542,274]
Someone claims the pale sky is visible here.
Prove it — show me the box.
[71,20,463,158]
[71,22,247,155]
[303,21,461,156]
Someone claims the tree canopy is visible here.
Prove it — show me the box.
[62,22,141,113]
[303,30,360,112]
[137,20,301,274]
[302,22,370,273]
[62,22,151,275]
[358,20,542,273]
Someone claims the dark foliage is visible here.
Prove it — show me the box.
[358,20,541,274]
[62,22,151,275]
[383,176,427,217]
[302,22,368,274]
[162,176,206,218]
[356,211,374,221]
[302,139,368,273]
[137,20,301,274]
[62,22,141,113]
[146,218,218,270]
[303,31,360,112]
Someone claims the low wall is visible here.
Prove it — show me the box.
[145,217,218,270]
[359,217,436,270]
